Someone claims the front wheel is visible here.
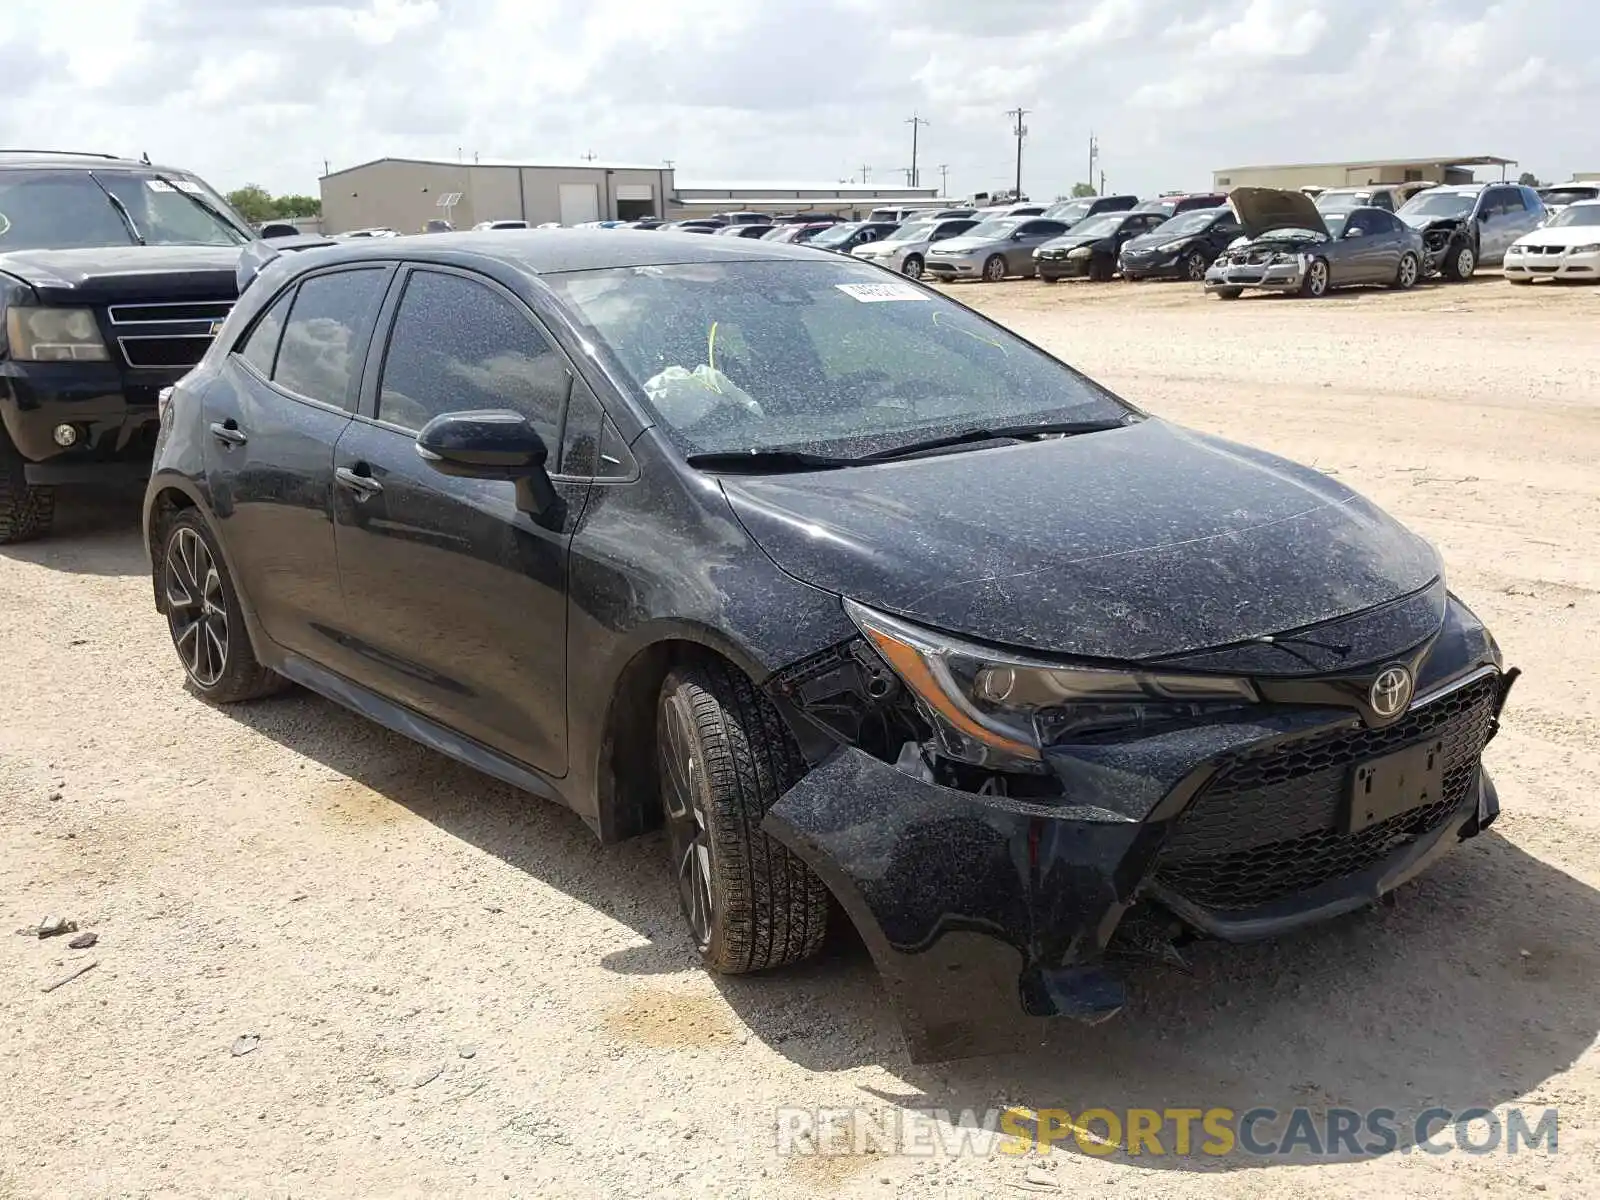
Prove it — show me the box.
[1213,287,1243,301]
[1088,255,1114,282]
[1442,242,1476,282]
[657,662,829,973]
[1392,252,1420,290]
[1299,257,1331,298]
[0,432,55,545]
[900,254,924,280]
[1182,250,1209,282]
[161,509,287,702]
[982,255,1007,282]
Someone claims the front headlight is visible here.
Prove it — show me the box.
[1155,239,1192,253]
[1067,246,1093,258]
[1571,243,1600,254]
[1270,252,1300,265]
[4,307,110,362]
[846,600,1258,770]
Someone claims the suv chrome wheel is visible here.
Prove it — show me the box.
[165,525,229,688]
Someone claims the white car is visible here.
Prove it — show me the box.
[1503,199,1600,284]
[1536,182,1600,218]
[472,219,531,231]
[850,216,979,279]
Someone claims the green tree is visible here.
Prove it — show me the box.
[1517,171,1545,188]
[1070,181,1097,197]
[225,184,276,224]
[271,194,322,219]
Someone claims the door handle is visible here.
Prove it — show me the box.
[335,465,383,498]
[209,420,247,447]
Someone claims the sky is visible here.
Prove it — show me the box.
[1,0,1594,201]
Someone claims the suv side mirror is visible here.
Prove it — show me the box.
[416,409,561,517]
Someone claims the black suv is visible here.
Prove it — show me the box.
[144,231,1514,1060]
[0,151,257,541]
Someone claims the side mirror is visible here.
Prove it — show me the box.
[415,409,561,517]
[1011,231,1029,241]
[1344,226,1365,238]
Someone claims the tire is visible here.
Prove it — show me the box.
[1182,250,1209,282]
[1391,252,1420,291]
[1213,287,1243,301]
[1442,242,1476,282]
[160,508,287,703]
[1040,273,1059,285]
[1507,275,1531,285]
[982,255,1006,282]
[900,254,924,280]
[657,662,829,974]
[0,431,55,545]
[1088,255,1114,283]
[1298,257,1331,298]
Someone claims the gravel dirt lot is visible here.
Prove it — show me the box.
[2,274,1597,1198]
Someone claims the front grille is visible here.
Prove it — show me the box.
[1156,674,1499,912]
[108,300,234,325]
[118,334,214,369]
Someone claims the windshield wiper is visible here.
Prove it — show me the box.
[685,449,856,474]
[150,173,249,243]
[87,172,145,245]
[859,418,1130,463]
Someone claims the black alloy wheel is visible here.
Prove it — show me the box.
[161,510,286,702]
[1183,250,1209,282]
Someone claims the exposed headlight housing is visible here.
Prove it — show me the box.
[846,600,1259,771]
[4,307,109,362]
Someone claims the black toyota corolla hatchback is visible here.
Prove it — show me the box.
[144,230,1516,1060]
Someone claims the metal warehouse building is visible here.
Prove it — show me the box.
[320,157,677,233]
[319,156,944,233]
[1212,154,1517,192]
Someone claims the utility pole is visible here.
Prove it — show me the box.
[938,163,950,197]
[1100,168,1107,195]
[902,167,914,186]
[581,150,597,162]
[858,164,872,184]
[1006,108,1029,199]
[663,159,675,170]
[1088,132,1099,193]
[906,113,930,189]
[322,158,330,177]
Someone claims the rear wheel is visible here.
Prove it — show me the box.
[0,432,55,545]
[1299,257,1331,298]
[657,662,829,973]
[1391,252,1420,290]
[900,254,924,280]
[982,255,1006,282]
[161,509,287,703]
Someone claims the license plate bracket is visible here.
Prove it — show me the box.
[1344,737,1447,834]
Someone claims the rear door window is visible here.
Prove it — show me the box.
[272,268,390,409]
[236,290,294,379]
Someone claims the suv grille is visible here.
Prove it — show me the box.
[1156,673,1499,912]
[117,334,214,369]
[108,300,234,325]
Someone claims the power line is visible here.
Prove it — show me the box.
[906,113,930,189]
[1006,108,1029,199]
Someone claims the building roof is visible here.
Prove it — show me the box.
[321,155,669,179]
[1214,154,1516,173]
[678,181,938,195]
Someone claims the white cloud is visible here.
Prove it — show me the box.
[0,0,1593,201]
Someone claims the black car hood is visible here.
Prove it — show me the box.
[721,420,1442,662]
[1041,231,1114,253]
[1125,225,1207,252]
[0,245,244,305]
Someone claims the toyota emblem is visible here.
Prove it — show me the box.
[1369,665,1414,719]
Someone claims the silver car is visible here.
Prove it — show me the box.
[1397,183,1546,280]
[922,216,1070,281]
[851,217,979,278]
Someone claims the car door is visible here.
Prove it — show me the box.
[1335,211,1387,283]
[1476,187,1518,263]
[1206,213,1243,257]
[204,265,392,663]
[330,264,592,775]
[1009,220,1067,273]
[1364,211,1407,279]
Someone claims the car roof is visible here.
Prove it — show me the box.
[1567,198,1600,209]
[0,149,193,173]
[280,228,826,277]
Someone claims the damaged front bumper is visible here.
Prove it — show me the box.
[764,660,1516,1062]
[1205,254,1308,293]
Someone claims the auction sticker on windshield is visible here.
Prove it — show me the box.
[835,282,927,303]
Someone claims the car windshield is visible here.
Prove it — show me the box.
[0,167,250,250]
[1147,209,1217,238]
[886,221,936,242]
[544,260,1130,459]
[1044,201,1092,222]
[1400,191,1475,218]
[1547,204,1600,228]
[807,223,862,247]
[1135,200,1177,218]
[1542,188,1600,209]
[963,218,1023,239]
[1315,192,1372,214]
[1068,215,1123,239]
